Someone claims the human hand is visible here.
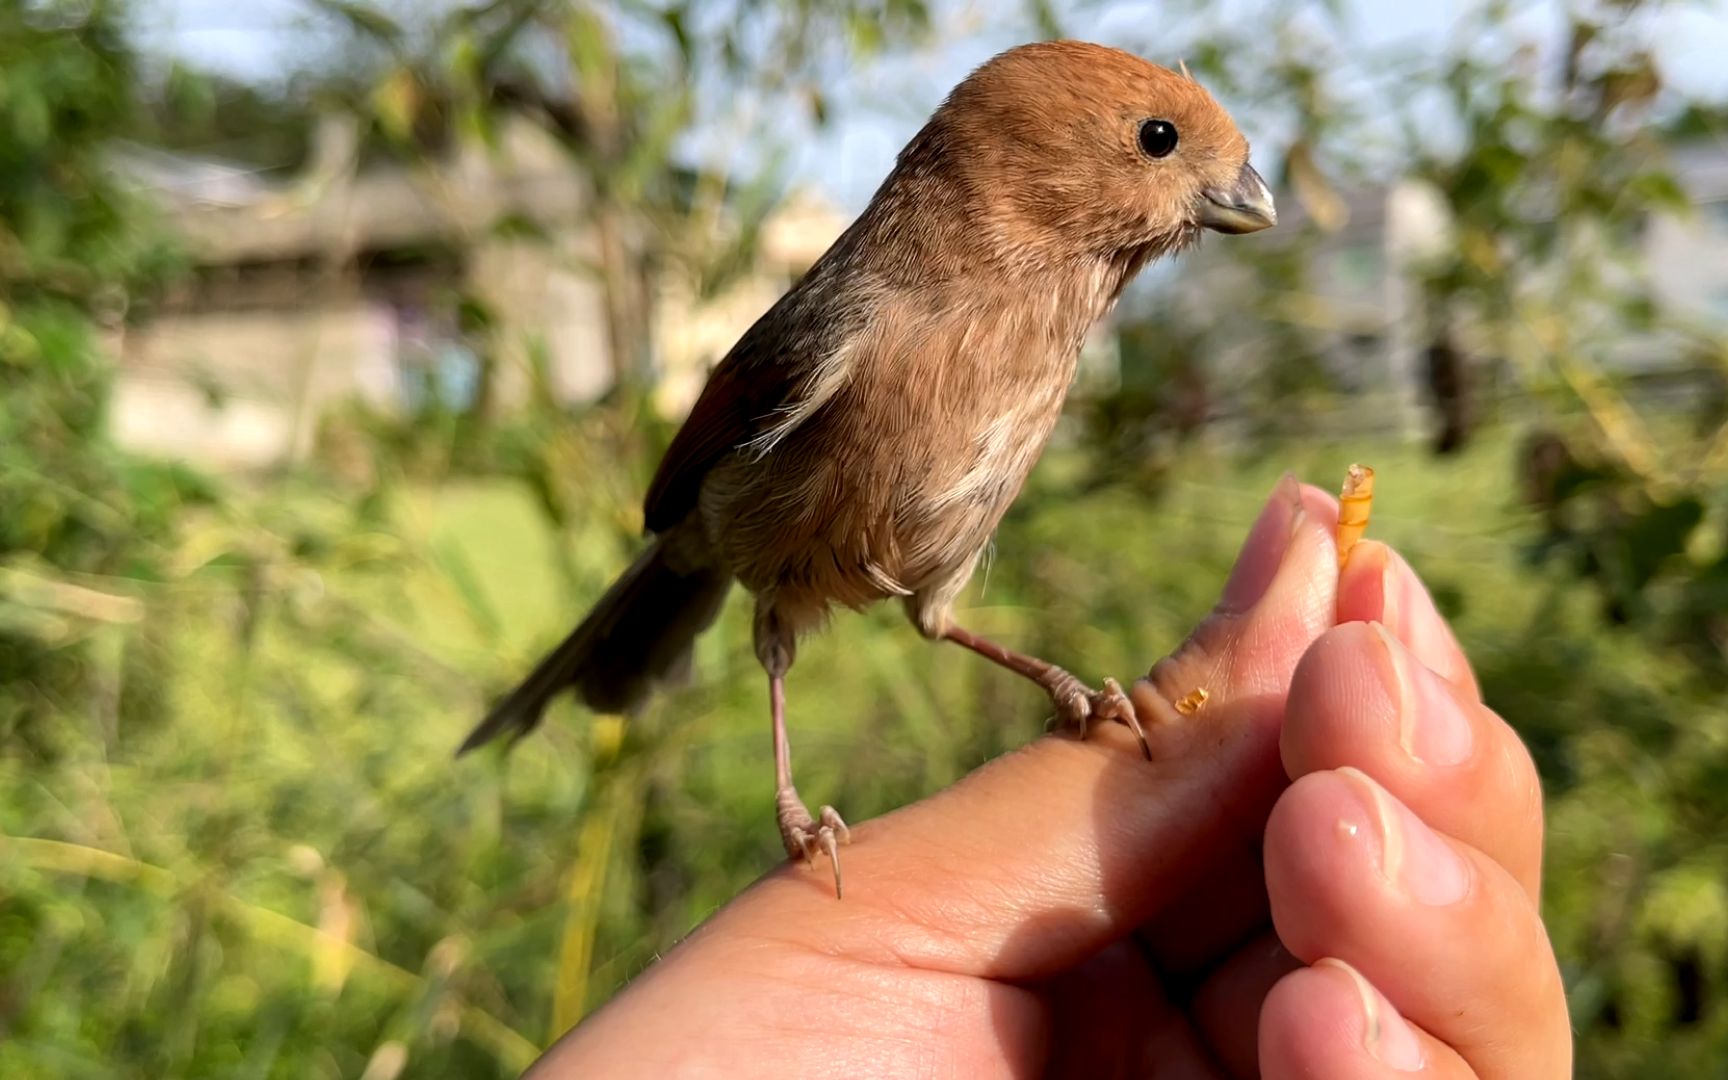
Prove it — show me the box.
[528,477,1570,1078]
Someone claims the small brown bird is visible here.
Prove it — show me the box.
[461,40,1275,894]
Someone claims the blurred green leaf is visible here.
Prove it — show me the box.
[306,0,408,47]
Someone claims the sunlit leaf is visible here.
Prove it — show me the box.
[1284,139,1348,233]
[371,66,421,144]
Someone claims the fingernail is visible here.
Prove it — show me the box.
[1336,767,1471,906]
[1219,473,1304,613]
[1378,547,1463,677]
[1371,623,1474,766]
[1316,958,1426,1072]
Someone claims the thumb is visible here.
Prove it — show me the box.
[708,476,1342,980]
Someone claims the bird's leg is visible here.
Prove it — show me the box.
[770,672,851,896]
[941,624,1151,760]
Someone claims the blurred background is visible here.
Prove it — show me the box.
[2,0,1726,1074]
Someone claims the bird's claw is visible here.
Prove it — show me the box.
[1049,675,1152,760]
[779,796,851,898]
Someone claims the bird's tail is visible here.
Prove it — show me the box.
[457,531,731,755]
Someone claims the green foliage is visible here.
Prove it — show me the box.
[141,67,317,173]
[1082,3,1728,1073]
[0,1,167,304]
[295,0,938,386]
[1406,0,1728,699]
[12,414,1728,1075]
[0,0,205,751]
[4,0,1728,1075]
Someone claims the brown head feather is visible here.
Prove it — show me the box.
[879,41,1255,271]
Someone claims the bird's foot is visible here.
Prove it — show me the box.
[1047,674,1152,761]
[777,788,851,898]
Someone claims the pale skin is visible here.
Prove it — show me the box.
[528,477,1572,1078]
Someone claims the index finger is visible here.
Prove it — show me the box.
[1286,542,1544,896]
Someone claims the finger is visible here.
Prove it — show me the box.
[717,476,1340,980]
[1266,769,1571,1079]
[1339,541,1477,698]
[1189,930,1300,1079]
[1259,959,1475,1079]
[1281,621,1544,898]
[1040,942,1161,1078]
[1040,941,1229,1079]
[1136,839,1270,978]
[1129,479,1344,977]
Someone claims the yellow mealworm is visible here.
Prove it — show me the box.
[1337,463,1375,567]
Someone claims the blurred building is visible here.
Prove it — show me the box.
[108,117,844,468]
[111,119,1728,466]
[1645,144,1728,325]
[1168,141,1728,438]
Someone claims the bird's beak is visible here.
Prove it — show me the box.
[1197,162,1276,234]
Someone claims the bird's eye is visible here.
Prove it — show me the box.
[1137,119,1179,159]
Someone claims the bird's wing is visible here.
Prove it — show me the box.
[643,276,863,533]
[642,350,793,533]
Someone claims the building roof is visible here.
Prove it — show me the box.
[111,116,589,264]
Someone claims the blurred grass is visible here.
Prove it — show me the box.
[4,426,1725,1076]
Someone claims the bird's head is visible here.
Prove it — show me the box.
[924,40,1275,266]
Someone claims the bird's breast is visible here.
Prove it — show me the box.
[700,266,1110,615]
[915,360,1071,514]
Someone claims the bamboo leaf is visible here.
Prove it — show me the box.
[305,0,408,47]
